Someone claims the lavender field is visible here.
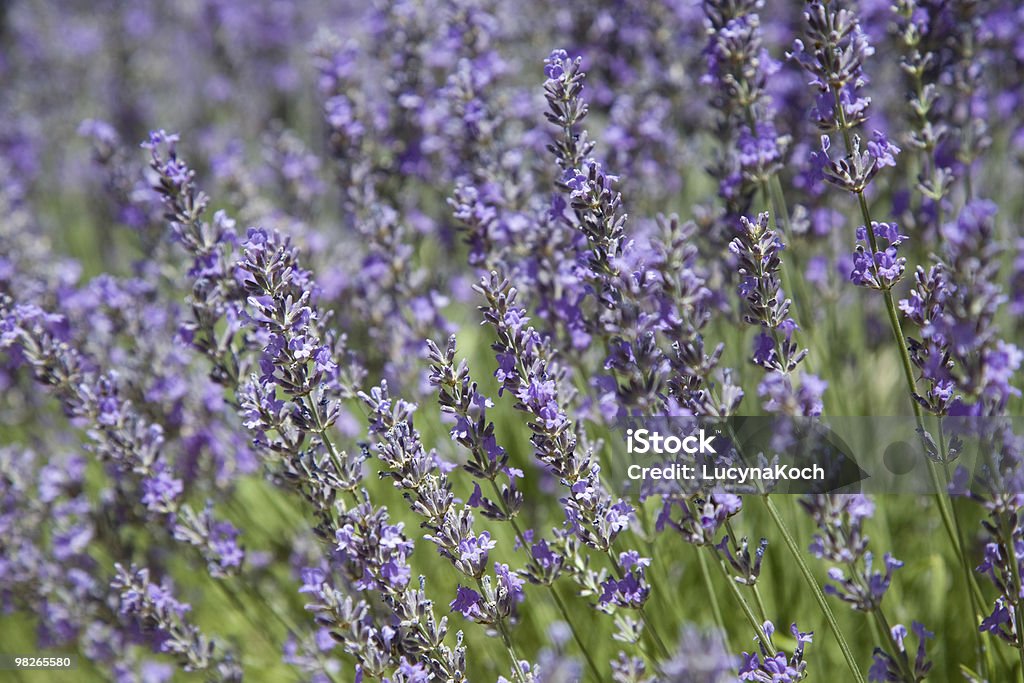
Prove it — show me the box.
[2,0,1024,681]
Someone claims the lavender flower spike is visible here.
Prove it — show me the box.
[113,564,242,681]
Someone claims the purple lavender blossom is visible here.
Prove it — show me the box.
[789,3,875,130]
[476,273,639,555]
[1,301,245,577]
[660,625,736,682]
[903,200,1020,414]
[702,0,788,221]
[113,564,242,679]
[802,494,932,680]
[739,621,812,682]
[729,211,827,417]
[427,336,524,524]
[730,212,806,374]
[869,622,934,683]
[849,222,909,290]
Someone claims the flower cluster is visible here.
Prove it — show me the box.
[730,212,826,416]
[789,1,874,131]
[739,621,812,682]
[427,336,523,522]
[476,271,665,661]
[477,273,636,556]
[802,494,935,682]
[1,302,244,577]
[802,495,896,611]
[147,134,468,681]
[900,264,956,415]
[731,212,803,373]
[814,132,901,195]
[869,622,934,683]
[850,222,909,291]
[359,381,524,678]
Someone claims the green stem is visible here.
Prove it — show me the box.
[766,175,814,333]
[638,604,671,662]
[696,545,733,652]
[768,175,793,235]
[307,396,349,484]
[217,581,338,683]
[938,424,995,680]
[880,285,921,420]
[832,80,920,424]
[961,34,976,203]
[833,86,997,681]
[750,582,770,626]
[551,588,602,680]
[763,496,866,683]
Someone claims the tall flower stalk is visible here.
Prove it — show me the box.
[726,210,864,681]
[789,0,911,414]
[426,335,603,680]
[112,564,242,681]
[790,6,989,676]
[360,381,530,683]
[903,200,1024,677]
[702,0,811,319]
[730,212,824,415]
[476,271,671,665]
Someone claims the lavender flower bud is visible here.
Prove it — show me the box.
[543,49,593,174]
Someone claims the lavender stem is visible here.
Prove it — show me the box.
[833,86,992,671]
[713,547,775,651]
[695,545,732,653]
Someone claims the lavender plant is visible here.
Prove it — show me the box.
[3,1,1024,681]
